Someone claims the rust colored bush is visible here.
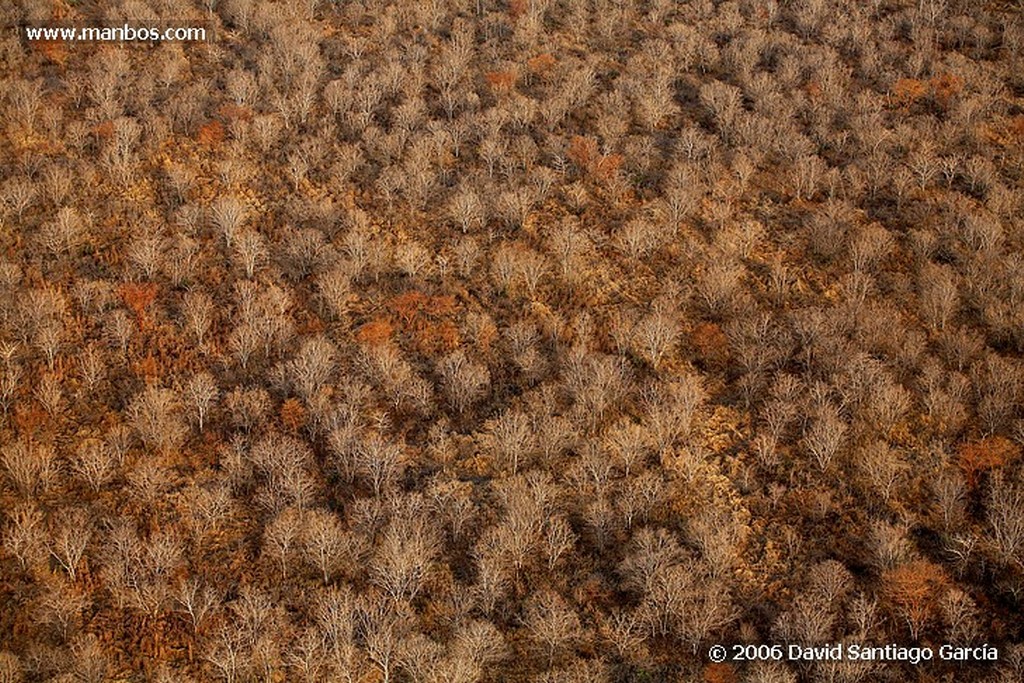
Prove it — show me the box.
[892,78,928,108]
[356,319,394,345]
[958,436,1020,488]
[704,663,738,683]
[527,53,557,78]
[119,282,158,329]
[568,135,599,172]
[415,320,461,356]
[692,322,730,369]
[196,120,225,147]
[280,398,307,432]
[508,0,530,20]
[93,120,115,139]
[485,70,517,95]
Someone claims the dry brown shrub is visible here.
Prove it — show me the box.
[509,0,530,20]
[930,72,963,109]
[568,135,599,172]
[527,53,557,78]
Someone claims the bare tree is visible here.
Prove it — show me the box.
[918,262,959,331]
[1,177,36,221]
[303,509,350,584]
[72,438,116,493]
[632,308,679,370]
[803,405,847,472]
[47,507,92,582]
[263,507,303,579]
[2,503,45,571]
[643,375,705,454]
[37,576,89,641]
[986,473,1024,570]
[129,385,187,455]
[2,441,58,498]
[524,589,581,667]
[484,409,533,476]
[183,372,219,432]
[438,350,490,416]
[288,336,337,400]
[233,230,268,278]
[175,576,218,635]
[358,595,412,683]
[370,515,440,602]
[356,434,405,497]
[449,187,485,234]
[182,290,215,348]
[210,196,249,249]
[316,266,354,320]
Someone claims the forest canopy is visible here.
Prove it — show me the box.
[1,0,1024,682]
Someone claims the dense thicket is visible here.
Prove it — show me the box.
[2,0,1024,681]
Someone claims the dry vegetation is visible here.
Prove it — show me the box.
[2,0,1024,681]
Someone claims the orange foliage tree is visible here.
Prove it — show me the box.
[882,561,950,640]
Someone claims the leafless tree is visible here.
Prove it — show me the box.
[129,385,187,455]
[102,309,134,356]
[47,507,92,582]
[2,503,45,571]
[210,196,249,250]
[371,514,440,602]
[183,372,219,432]
[1,177,36,221]
[234,230,268,278]
[316,265,354,320]
[986,473,1024,570]
[262,506,302,579]
[438,350,490,416]
[643,375,705,454]
[37,576,89,641]
[228,323,260,371]
[356,434,405,497]
[182,290,215,347]
[77,344,105,394]
[632,308,679,370]
[803,405,847,472]
[2,441,58,498]
[175,576,218,635]
[485,409,533,476]
[72,438,116,493]
[918,262,959,331]
[358,595,412,683]
[857,440,907,504]
[524,589,581,667]
[449,187,485,234]
[303,508,350,584]
[288,336,337,400]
